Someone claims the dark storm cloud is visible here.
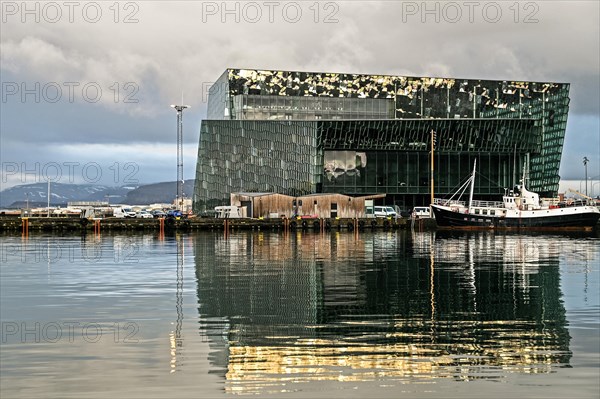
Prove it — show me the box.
[1,1,598,186]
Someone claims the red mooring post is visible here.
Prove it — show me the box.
[224,218,229,238]
[22,218,29,237]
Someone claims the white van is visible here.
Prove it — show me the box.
[113,207,137,218]
[412,206,431,218]
[374,206,398,218]
[214,206,243,218]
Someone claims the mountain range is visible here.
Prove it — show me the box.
[0,180,195,208]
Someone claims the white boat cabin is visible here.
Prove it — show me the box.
[503,185,541,211]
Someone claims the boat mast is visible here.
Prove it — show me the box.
[521,159,527,189]
[523,154,529,188]
[430,129,436,208]
[468,159,476,213]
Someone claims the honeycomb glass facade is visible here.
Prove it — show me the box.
[195,120,322,210]
[194,69,569,212]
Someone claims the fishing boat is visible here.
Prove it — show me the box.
[431,161,600,231]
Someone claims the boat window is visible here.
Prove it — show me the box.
[490,210,495,215]
[474,209,480,214]
[482,209,487,215]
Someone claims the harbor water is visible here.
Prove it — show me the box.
[1,231,598,398]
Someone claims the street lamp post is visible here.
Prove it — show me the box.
[171,104,190,212]
[583,157,589,197]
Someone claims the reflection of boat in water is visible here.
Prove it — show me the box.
[432,161,600,231]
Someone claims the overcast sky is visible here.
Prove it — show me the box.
[1,0,599,193]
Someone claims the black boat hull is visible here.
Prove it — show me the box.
[431,205,600,231]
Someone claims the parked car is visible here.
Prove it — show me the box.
[166,210,183,219]
[124,208,137,218]
[374,206,398,218]
[151,210,166,218]
[136,211,153,219]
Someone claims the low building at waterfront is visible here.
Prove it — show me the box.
[230,192,386,219]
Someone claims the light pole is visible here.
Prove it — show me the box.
[583,157,589,197]
[171,104,190,212]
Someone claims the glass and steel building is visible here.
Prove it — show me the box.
[194,68,570,211]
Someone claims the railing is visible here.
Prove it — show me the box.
[433,198,504,208]
[558,199,595,208]
[470,200,504,208]
[433,198,465,206]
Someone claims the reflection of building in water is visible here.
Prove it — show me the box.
[194,232,570,394]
